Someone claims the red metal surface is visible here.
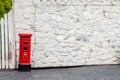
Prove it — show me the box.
[19,33,32,64]
[19,33,32,38]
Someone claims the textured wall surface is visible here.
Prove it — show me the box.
[15,0,120,68]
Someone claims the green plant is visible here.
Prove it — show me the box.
[0,0,12,19]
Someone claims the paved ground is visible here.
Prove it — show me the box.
[0,65,120,80]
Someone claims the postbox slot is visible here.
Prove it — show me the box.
[24,47,27,50]
[24,42,29,44]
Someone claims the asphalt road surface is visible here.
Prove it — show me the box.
[0,65,120,80]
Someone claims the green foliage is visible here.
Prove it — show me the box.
[0,0,12,19]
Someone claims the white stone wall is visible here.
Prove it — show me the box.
[14,0,120,68]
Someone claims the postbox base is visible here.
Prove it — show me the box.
[18,64,31,71]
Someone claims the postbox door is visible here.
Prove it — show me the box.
[19,38,31,64]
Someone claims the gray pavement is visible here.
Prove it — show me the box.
[0,65,120,80]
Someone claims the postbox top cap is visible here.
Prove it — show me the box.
[19,33,32,37]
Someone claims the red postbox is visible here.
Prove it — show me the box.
[18,33,32,71]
